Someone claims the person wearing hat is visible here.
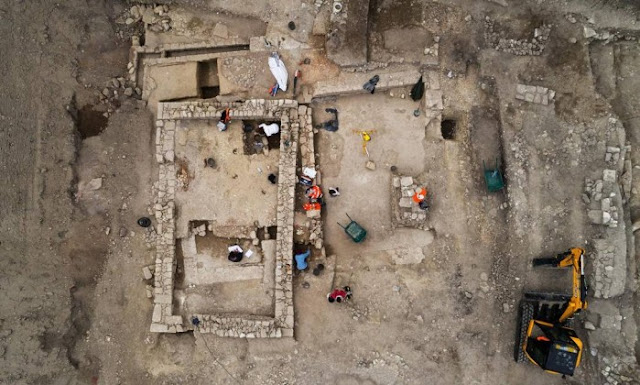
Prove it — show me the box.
[327,286,353,303]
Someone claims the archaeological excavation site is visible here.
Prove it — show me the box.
[2,0,640,384]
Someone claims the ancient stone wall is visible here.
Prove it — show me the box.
[128,37,249,87]
[149,99,301,338]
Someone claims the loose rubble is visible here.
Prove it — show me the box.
[485,17,551,56]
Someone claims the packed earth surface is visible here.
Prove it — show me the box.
[1,0,640,384]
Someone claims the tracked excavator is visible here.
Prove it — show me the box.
[514,247,588,377]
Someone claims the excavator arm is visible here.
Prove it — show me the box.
[532,248,588,322]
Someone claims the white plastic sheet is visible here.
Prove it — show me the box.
[268,52,288,91]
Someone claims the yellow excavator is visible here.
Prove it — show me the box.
[514,247,588,377]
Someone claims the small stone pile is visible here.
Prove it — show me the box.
[584,171,619,228]
[191,223,207,237]
[583,26,639,44]
[515,84,555,105]
[599,355,639,384]
[142,225,158,249]
[485,17,551,56]
[390,175,428,230]
[124,4,171,33]
[98,77,141,118]
[423,36,440,58]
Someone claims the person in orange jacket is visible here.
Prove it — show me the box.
[306,185,323,200]
[303,202,321,211]
[413,187,429,211]
[412,187,427,203]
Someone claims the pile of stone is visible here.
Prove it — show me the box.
[584,170,619,228]
[485,17,551,56]
[599,356,639,384]
[583,26,639,44]
[124,4,171,33]
[191,223,207,237]
[308,218,324,250]
[390,175,428,230]
[142,225,158,249]
[423,36,440,60]
[98,77,141,117]
[515,84,555,105]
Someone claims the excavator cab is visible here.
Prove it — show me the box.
[522,316,583,376]
[515,248,587,376]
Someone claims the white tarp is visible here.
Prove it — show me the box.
[259,123,280,137]
[268,52,288,91]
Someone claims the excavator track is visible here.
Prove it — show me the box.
[514,301,534,363]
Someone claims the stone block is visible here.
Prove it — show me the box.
[154,294,172,304]
[603,169,616,182]
[399,198,412,208]
[150,323,168,333]
[423,90,443,110]
[143,266,153,280]
[166,315,183,325]
[588,210,603,224]
[400,176,413,186]
[306,209,321,218]
[152,304,163,322]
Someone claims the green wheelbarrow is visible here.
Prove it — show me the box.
[483,158,505,192]
[337,214,367,243]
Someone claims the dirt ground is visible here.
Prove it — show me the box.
[1,0,640,385]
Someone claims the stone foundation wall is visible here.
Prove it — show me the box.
[515,84,555,105]
[150,119,180,333]
[128,38,249,86]
[149,99,301,338]
[157,99,298,121]
[313,70,422,98]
